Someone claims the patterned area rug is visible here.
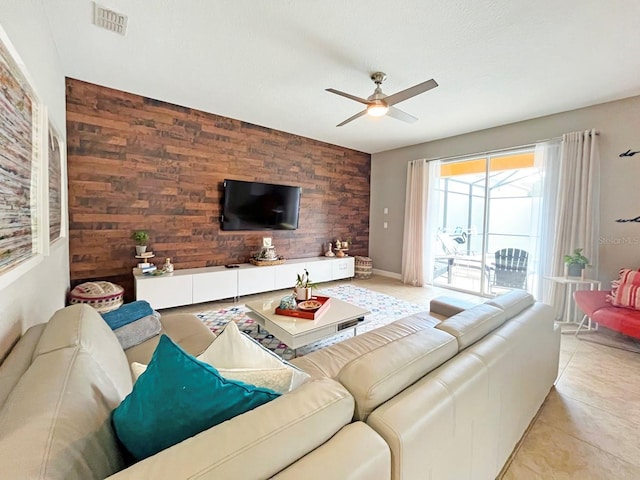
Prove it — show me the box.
[196,285,429,360]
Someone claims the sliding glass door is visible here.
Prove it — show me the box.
[432,149,542,296]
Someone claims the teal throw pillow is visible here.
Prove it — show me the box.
[112,334,280,461]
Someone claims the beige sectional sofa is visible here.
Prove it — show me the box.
[0,290,559,479]
[292,290,560,479]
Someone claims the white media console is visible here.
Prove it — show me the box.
[134,256,355,310]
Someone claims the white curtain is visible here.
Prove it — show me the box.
[534,129,600,318]
[401,159,440,286]
[531,139,562,301]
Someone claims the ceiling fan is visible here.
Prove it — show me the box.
[326,72,438,127]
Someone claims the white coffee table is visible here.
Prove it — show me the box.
[245,296,370,351]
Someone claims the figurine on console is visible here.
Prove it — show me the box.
[162,258,174,273]
[324,242,335,257]
[258,237,278,260]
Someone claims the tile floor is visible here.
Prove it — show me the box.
[168,275,640,479]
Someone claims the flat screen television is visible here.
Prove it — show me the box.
[221,179,302,231]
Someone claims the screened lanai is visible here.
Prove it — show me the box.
[433,150,543,296]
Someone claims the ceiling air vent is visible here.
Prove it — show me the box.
[93,2,128,35]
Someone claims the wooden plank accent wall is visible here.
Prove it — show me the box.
[65,78,371,300]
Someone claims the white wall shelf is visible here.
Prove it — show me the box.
[134,256,355,310]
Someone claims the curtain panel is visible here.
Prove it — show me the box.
[537,129,600,318]
[401,159,440,286]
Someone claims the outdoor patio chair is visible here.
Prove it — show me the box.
[492,248,529,290]
[435,231,482,283]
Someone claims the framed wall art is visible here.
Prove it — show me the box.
[0,25,43,280]
[48,122,65,245]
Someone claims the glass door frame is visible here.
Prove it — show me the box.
[433,146,536,298]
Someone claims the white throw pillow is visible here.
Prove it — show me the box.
[130,361,147,379]
[218,367,293,393]
[131,361,293,393]
[131,321,310,393]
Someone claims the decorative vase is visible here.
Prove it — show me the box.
[325,242,335,257]
[294,287,312,301]
[135,245,147,255]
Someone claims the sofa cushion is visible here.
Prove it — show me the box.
[484,290,534,319]
[291,313,454,421]
[271,422,391,480]
[436,304,507,350]
[291,311,440,380]
[592,305,640,339]
[33,304,132,399]
[0,347,126,480]
[338,326,457,421]
[112,335,280,461]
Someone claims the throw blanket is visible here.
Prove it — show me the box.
[101,300,154,330]
[114,312,162,350]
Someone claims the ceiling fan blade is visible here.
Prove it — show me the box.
[387,106,418,123]
[326,88,371,105]
[336,109,367,127]
[384,78,438,106]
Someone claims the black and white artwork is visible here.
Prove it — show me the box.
[0,29,41,275]
[48,124,62,243]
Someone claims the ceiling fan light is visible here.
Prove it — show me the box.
[367,103,389,117]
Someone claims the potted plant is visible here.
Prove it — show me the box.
[132,230,150,255]
[294,269,316,301]
[563,248,590,277]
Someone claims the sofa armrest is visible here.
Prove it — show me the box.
[272,422,390,480]
[106,378,354,480]
[0,324,46,410]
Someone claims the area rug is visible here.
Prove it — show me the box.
[577,326,640,354]
[196,285,429,360]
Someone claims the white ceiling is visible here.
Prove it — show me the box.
[43,0,640,154]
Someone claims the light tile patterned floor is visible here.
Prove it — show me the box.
[167,275,640,479]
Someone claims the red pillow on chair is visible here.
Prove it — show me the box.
[606,268,640,310]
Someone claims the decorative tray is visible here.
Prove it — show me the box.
[275,296,331,320]
[249,257,286,266]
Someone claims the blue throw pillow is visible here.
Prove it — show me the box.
[101,300,154,330]
[112,335,280,461]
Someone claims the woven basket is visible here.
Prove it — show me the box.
[355,256,373,279]
[69,281,124,313]
[249,257,286,266]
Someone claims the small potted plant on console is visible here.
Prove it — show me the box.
[132,230,150,255]
[563,248,590,278]
[294,269,316,301]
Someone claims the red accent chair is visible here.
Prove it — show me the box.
[574,290,640,339]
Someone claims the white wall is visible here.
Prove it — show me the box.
[0,2,69,359]
[370,95,640,285]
